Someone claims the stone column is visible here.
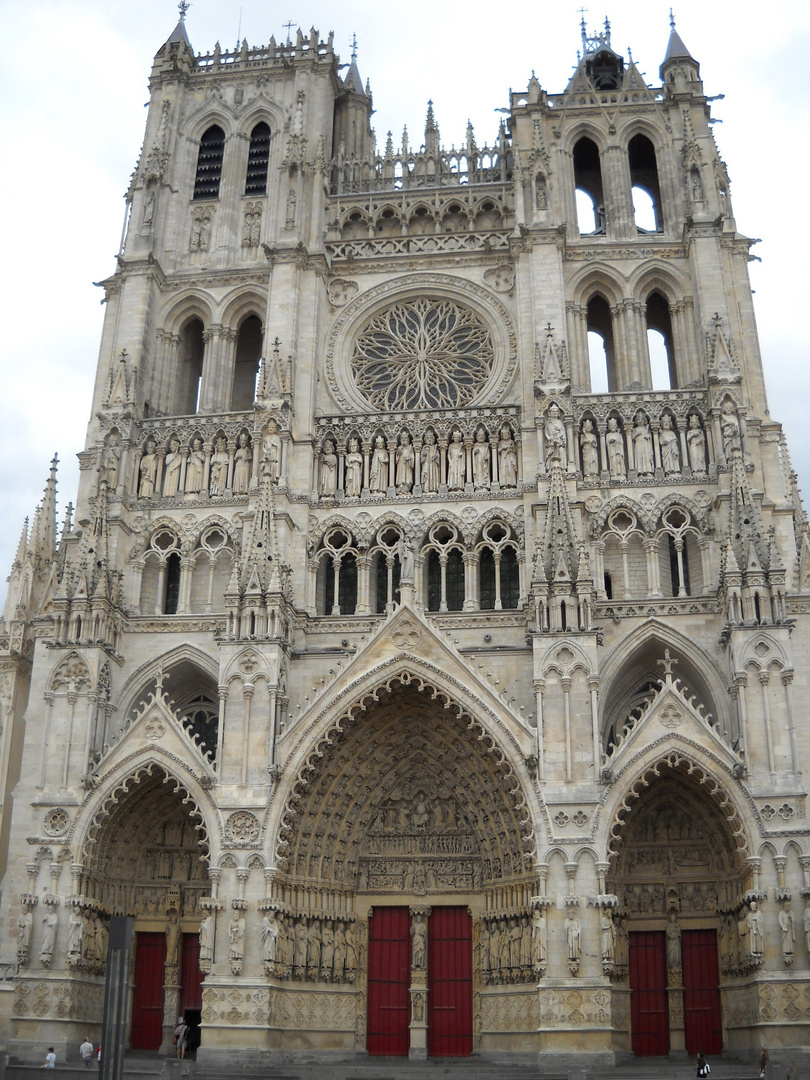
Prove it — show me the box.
[408,907,430,1060]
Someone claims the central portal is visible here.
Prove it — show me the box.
[367,906,472,1057]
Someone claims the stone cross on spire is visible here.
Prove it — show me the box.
[178,0,190,22]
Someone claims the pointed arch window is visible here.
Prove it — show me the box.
[573,137,605,234]
[194,125,225,200]
[587,295,616,391]
[629,134,662,232]
[231,314,263,410]
[245,122,271,195]
[164,551,181,614]
[646,292,676,389]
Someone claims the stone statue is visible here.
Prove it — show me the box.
[232,432,252,494]
[320,921,335,976]
[687,414,707,474]
[779,901,795,957]
[262,420,281,484]
[580,418,599,478]
[411,913,426,969]
[601,908,616,963]
[345,438,363,498]
[804,899,810,954]
[163,438,182,497]
[447,430,465,490]
[306,919,321,973]
[564,909,581,961]
[165,910,181,973]
[185,437,204,493]
[68,910,84,959]
[228,913,245,961]
[531,908,547,967]
[397,535,415,585]
[262,911,280,966]
[632,413,654,477]
[545,404,567,469]
[210,437,230,496]
[101,434,121,489]
[497,425,517,488]
[333,922,347,978]
[199,913,213,964]
[319,440,337,497]
[666,911,682,969]
[17,908,32,962]
[721,400,742,458]
[421,431,440,493]
[606,417,626,479]
[519,915,532,968]
[344,924,358,971]
[395,432,414,493]
[369,435,388,493]
[472,428,490,488]
[139,439,158,498]
[659,414,681,475]
[747,901,764,957]
[40,911,58,965]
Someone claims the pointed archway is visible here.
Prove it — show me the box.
[81,766,210,1051]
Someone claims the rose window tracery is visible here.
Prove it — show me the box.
[351,297,494,411]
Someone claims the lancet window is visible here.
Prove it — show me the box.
[573,137,605,234]
[316,529,359,616]
[175,317,205,415]
[244,122,271,195]
[193,125,226,200]
[478,521,521,610]
[231,314,263,410]
[423,524,465,612]
[629,134,662,232]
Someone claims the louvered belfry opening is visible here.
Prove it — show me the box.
[244,122,271,195]
[193,125,225,199]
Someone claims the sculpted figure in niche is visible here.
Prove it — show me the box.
[319,440,337,497]
[232,432,252,494]
[544,403,567,469]
[198,913,213,964]
[228,913,245,961]
[564,908,581,961]
[447,430,466,490]
[747,901,764,957]
[306,918,321,972]
[163,438,183,497]
[333,922,346,978]
[601,908,616,963]
[520,915,532,968]
[17,908,32,961]
[345,438,363,498]
[344,923,358,971]
[320,921,335,976]
[411,913,427,969]
[632,412,654,477]
[660,414,681,475]
[262,420,281,484]
[580,418,599,478]
[721,400,742,458]
[395,432,414,493]
[666,911,682,969]
[422,430,440,493]
[508,916,522,968]
[139,439,158,498]
[687,414,707,473]
[472,428,490,488]
[68,910,84,959]
[101,434,121,489]
[498,425,517,488]
[165,910,181,972]
[606,417,627,479]
[397,535,415,585]
[531,908,547,966]
[369,435,389,493]
[209,437,230,496]
[779,901,795,957]
[40,911,58,965]
[185,437,204,493]
[294,917,307,969]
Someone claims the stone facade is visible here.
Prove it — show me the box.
[1,13,809,1069]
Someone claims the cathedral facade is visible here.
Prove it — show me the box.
[2,13,810,1069]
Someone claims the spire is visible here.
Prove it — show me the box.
[36,454,59,561]
[424,101,440,155]
[660,12,700,82]
[12,518,28,571]
[345,32,365,95]
[239,473,282,595]
[539,457,579,584]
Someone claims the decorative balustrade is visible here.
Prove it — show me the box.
[313,408,523,502]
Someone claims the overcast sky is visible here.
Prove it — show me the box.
[1,0,808,602]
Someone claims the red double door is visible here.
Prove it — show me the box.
[131,932,203,1050]
[629,929,722,1057]
[366,906,472,1057]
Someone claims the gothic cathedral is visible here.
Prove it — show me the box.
[2,13,809,1071]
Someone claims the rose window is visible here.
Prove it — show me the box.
[351,297,494,411]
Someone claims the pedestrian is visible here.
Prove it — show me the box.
[80,1036,94,1069]
[759,1049,769,1078]
[696,1051,710,1078]
[40,1047,56,1069]
[174,1016,189,1060]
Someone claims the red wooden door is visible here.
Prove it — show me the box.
[427,906,472,1057]
[629,931,669,1056]
[367,907,411,1056]
[131,933,166,1050]
[180,932,203,1013]
[682,929,722,1055]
